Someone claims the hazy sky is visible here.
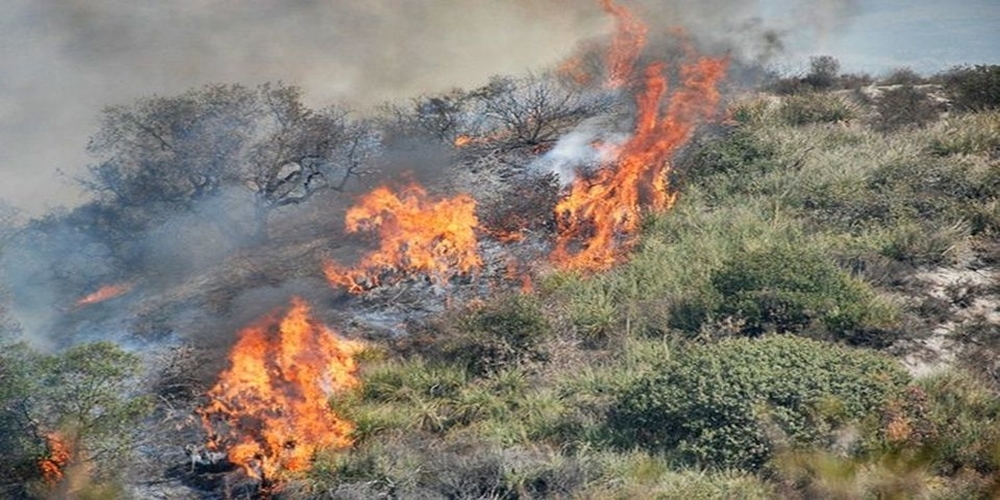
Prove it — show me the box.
[0,0,997,216]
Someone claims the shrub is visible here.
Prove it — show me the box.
[431,294,553,376]
[682,127,777,183]
[874,85,939,132]
[609,336,910,471]
[778,94,855,126]
[703,246,892,342]
[916,371,1000,476]
[942,64,1000,111]
[804,56,841,90]
[927,110,1000,156]
[881,67,926,86]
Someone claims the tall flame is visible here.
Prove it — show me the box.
[323,184,481,293]
[552,2,727,271]
[601,0,648,88]
[197,298,362,480]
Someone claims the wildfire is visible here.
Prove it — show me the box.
[323,184,482,293]
[453,134,473,148]
[75,282,132,307]
[197,298,362,480]
[38,432,71,484]
[551,2,727,271]
[601,0,648,88]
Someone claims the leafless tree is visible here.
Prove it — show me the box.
[475,73,608,150]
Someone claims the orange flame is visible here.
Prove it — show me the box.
[323,184,481,293]
[552,4,728,271]
[75,282,132,307]
[601,0,648,88]
[453,134,473,148]
[38,432,71,484]
[197,298,362,480]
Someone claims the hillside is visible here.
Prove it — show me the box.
[2,5,1000,499]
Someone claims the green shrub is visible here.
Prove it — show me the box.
[874,85,939,132]
[927,111,1000,156]
[431,294,552,376]
[702,246,892,342]
[682,127,777,185]
[609,336,910,471]
[942,64,1000,111]
[778,94,855,126]
[917,371,1000,475]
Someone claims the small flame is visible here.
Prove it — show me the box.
[324,184,482,293]
[453,134,473,148]
[75,282,132,307]
[197,298,362,480]
[38,432,72,484]
[552,3,727,271]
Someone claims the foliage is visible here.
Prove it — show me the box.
[0,341,151,495]
[428,294,553,377]
[609,336,910,471]
[706,245,890,340]
[942,64,1000,111]
[778,93,855,125]
[881,67,926,86]
[0,343,46,494]
[804,56,842,90]
[874,84,940,132]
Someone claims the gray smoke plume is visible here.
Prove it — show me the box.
[0,0,862,215]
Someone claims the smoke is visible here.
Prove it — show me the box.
[529,116,629,185]
[0,0,864,215]
[0,0,867,350]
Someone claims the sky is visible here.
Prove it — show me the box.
[0,0,997,217]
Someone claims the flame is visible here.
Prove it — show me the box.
[601,0,648,88]
[38,432,71,484]
[558,55,594,86]
[453,134,473,148]
[323,184,482,293]
[197,298,362,480]
[75,282,132,307]
[551,3,727,271]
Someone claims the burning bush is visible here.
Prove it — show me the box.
[198,298,363,481]
[323,184,481,293]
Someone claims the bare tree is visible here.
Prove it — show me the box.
[475,73,605,150]
[81,83,379,240]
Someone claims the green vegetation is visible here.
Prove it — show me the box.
[609,336,909,470]
[4,57,1000,498]
[0,341,151,497]
[302,61,1000,498]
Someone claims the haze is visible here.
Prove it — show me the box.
[1,0,996,215]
